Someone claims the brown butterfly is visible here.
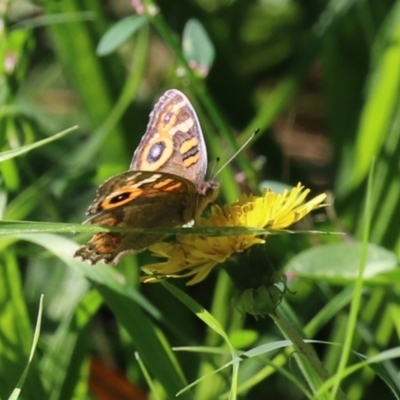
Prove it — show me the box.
[74,89,219,264]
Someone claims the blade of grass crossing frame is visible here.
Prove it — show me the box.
[95,284,191,399]
[135,352,162,400]
[0,127,78,163]
[67,24,149,173]
[8,295,44,400]
[351,2,400,188]
[0,252,46,399]
[160,280,239,399]
[41,291,103,400]
[330,160,375,398]
[14,233,191,399]
[42,0,126,162]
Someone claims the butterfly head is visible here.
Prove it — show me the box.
[196,179,220,216]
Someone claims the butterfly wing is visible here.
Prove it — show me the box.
[130,89,208,182]
[74,171,198,264]
[75,89,219,265]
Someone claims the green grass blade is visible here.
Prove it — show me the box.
[315,346,400,398]
[13,233,191,399]
[93,285,191,399]
[8,295,44,400]
[135,352,162,400]
[0,219,338,237]
[351,1,400,187]
[331,161,375,398]
[160,280,236,354]
[41,291,102,400]
[304,286,356,337]
[63,24,149,173]
[0,251,47,399]
[160,280,239,399]
[0,126,77,163]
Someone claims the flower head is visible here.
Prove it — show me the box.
[142,183,327,285]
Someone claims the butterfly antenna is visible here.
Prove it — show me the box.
[213,128,259,178]
[209,157,221,178]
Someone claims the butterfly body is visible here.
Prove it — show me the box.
[74,89,219,265]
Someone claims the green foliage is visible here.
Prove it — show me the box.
[286,242,398,284]
[97,15,147,56]
[1,0,400,399]
[182,19,215,76]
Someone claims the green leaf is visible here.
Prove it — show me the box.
[351,1,400,187]
[285,242,398,284]
[315,346,400,397]
[160,281,239,398]
[0,251,46,399]
[8,295,44,400]
[161,281,235,351]
[182,19,215,75]
[13,233,191,400]
[228,330,259,349]
[0,220,340,237]
[41,291,102,400]
[97,15,146,56]
[259,180,294,193]
[0,126,78,164]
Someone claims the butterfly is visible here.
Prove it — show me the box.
[74,89,220,265]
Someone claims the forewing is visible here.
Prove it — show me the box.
[130,89,208,181]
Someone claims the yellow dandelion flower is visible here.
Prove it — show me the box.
[142,183,327,285]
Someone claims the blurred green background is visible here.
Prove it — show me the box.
[1,0,400,399]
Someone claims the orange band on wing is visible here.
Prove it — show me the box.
[180,137,198,154]
[153,178,174,189]
[103,188,143,208]
[164,182,183,192]
[183,154,200,168]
